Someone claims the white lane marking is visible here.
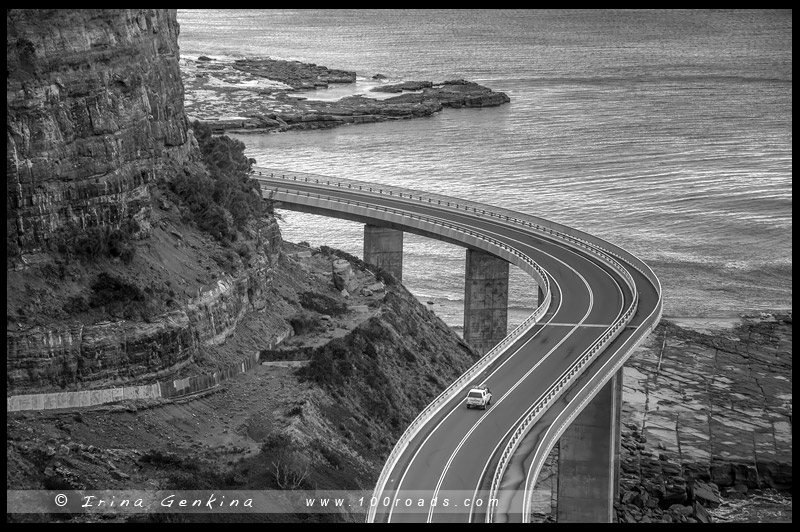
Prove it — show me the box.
[536,323,615,327]
[386,270,564,523]
[380,207,618,522]
[385,253,566,524]
[372,202,627,523]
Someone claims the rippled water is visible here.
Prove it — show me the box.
[178,9,792,331]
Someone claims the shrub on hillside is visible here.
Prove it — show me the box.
[89,273,145,308]
[47,220,139,263]
[289,311,323,336]
[165,121,268,244]
[261,433,311,490]
[62,296,90,315]
[298,291,348,316]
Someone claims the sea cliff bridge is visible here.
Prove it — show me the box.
[252,167,663,523]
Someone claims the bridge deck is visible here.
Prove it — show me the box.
[252,167,662,523]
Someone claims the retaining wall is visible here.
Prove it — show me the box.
[7,330,290,412]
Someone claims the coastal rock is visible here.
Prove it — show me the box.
[230,58,356,89]
[6,9,295,394]
[608,316,792,522]
[693,501,712,523]
[371,80,433,93]
[332,259,360,293]
[690,480,721,508]
[392,79,513,108]
[181,56,510,134]
[661,477,689,507]
[7,9,192,254]
[621,317,792,488]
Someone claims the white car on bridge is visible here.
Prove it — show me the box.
[465,385,492,410]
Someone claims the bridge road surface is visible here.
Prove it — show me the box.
[466,255,659,523]
[253,171,650,522]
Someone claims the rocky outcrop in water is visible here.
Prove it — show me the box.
[371,81,433,92]
[181,56,510,134]
[231,58,356,89]
[381,79,513,109]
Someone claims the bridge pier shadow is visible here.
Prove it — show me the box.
[364,224,404,283]
[556,369,623,522]
[464,249,510,355]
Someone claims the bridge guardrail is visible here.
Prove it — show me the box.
[519,296,663,521]
[263,187,552,522]
[254,169,661,523]
[485,294,638,522]
[263,183,640,519]
[253,168,652,298]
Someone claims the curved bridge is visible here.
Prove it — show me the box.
[252,167,663,523]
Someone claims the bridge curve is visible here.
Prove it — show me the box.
[252,167,663,522]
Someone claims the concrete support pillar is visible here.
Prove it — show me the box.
[556,369,624,522]
[463,249,509,355]
[363,224,403,283]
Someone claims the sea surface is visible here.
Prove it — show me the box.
[177,9,792,333]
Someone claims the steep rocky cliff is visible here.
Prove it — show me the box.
[7,9,191,254]
[6,9,283,394]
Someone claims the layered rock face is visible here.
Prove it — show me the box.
[6,10,285,393]
[7,9,191,253]
[6,248,282,391]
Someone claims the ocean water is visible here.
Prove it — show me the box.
[177,9,792,332]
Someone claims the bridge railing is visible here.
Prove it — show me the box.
[254,169,661,523]
[262,183,641,516]
[519,295,663,521]
[485,294,639,522]
[253,168,654,298]
[262,186,553,522]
